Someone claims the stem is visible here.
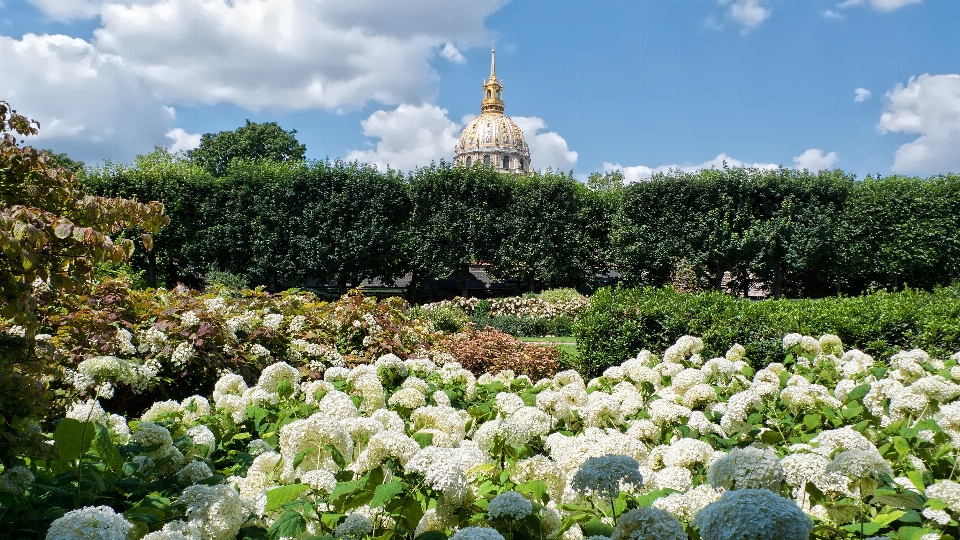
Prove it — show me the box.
[859,477,865,540]
[610,493,618,526]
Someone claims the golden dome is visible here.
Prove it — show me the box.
[453,47,532,173]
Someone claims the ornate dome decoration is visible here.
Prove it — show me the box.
[453,48,532,173]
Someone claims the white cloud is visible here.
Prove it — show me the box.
[793,149,839,171]
[345,104,462,172]
[166,127,201,153]
[854,88,872,102]
[0,33,175,161]
[839,0,922,12]
[6,0,505,161]
[344,107,578,173]
[822,10,844,19]
[89,0,499,111]
[512,117,578,171]
[440,43,466,63]
[879,73,960,174]
[719,0,771,31]
[603,153,779,184]
[27,0,102,20]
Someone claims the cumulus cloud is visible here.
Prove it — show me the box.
[6,0,505,161]
[166,127,201,153]
[512,117,578,171]
[793,149,839,171]
[822,10,844,19]
[719,0,771,31]
[854,88,872,102]
[344,107,578,173]
[440,43,466,63]
[879,73,960,174]
[603,153,779,184]
[27,0,103,20]
[839,0,922,11]
[0,33,175,161]
[345,104,462,171]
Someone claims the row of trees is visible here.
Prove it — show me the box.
[81,148,960,299]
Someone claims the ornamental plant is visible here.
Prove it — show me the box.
[2,329,960,539]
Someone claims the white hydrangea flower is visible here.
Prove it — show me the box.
[262,313,284,331]
[571,454,644,499]
[0,465,34,495]
[611,507,686,540]
[707,446,785,492]
[335,513,374,539]
[450,527,506,540]
[171,341,194,368]
[257,361,301,394]
[141,400,184,422]
[405,446,469,503]
[693,488,813,540]
[178,484,246,540]
[927,480,960,513]
[180,311,200,328]
[141,520,203,540]
[488,490,533,520]
[45,505,132,540]
[652,484,724,522]
[176,461,213,484]
[65,398,108,425]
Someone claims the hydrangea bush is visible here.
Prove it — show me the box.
[3,331,960,540]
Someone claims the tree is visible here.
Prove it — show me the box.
[0,102,168,325]
[492,171,606,291]
[188,120,307,177]
[41,149,85,173]
[406,162,511,299]
[289,160,410,294]
[0,100,167,463]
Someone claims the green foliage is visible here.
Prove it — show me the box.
[40,149,85,174]
[188,119,307,177]
[574,285,960,376]
[204,265,250,293]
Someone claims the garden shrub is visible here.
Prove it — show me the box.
[537,287,584,303]
[574,285,960,376]
[420,294,587,337]
[434,325,565,380]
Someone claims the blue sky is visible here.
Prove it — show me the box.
[3,0,959,181]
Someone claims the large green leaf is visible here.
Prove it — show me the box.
[265,484,310,512]
[370,481,405,508]
[53,418,96,463]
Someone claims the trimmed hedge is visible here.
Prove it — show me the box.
[574,286,960,376]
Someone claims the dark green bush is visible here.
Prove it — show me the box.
[574,286,960,376]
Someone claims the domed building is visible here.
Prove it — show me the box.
[453,48,531,173]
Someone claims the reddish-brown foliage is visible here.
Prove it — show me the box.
[435,325,564,380]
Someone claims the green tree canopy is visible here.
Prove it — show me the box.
[188,120,307,177]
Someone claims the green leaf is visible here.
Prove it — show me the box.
[898,526,936,540]
[582,518,615,536]
[412,432,434,448]
[871,510,905,526]
[871,492,924,511]
[370,481,405,508]
[265,484,310,512]
[803,413,822,430]
[518,480,549,503]
[54,418,96,463]
[893,436,911,457]
[845,383,871,403]
[329,479,364,503]
[94,422,123,473]
[267,509,306,539]
[415,533,447,540]
[841,522,881,535]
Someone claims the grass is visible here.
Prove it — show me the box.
[519,336,579,364]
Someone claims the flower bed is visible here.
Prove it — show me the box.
[3,332,960,539]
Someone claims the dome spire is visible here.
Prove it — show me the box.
[481,44,504,115]
[490,44,496,80]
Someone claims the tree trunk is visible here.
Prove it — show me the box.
[337,274,348,296]
[713,263,725,291]
[460,264,471,298]
[147,251,157,288]
[527,274,536,294]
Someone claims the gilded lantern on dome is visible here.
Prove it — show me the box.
[453,48,532,173]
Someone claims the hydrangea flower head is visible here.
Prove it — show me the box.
[487,491,533,520]
[572,454,644,499]
[46,505,132,540]
[693,488,813,540]
[611,507,686,540]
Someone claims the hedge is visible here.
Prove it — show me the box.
[573,286,960,376]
